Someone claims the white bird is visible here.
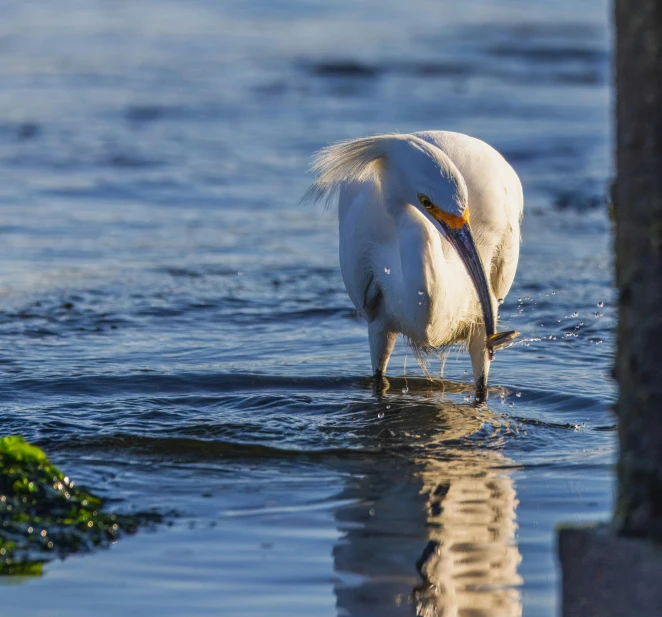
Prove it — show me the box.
[304,131,523,400]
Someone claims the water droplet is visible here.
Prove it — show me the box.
[552,291,556,295]
[497,298,504,305]
[508,402,514,407]
[386,405,391,410]
[597,301,604,308]
[402,386,409,394]
[377,411,384,419]
[237,271,243,276]
[418,290,424,295]
[572,311,579,317]
[557,319,561,323]
[384,267,391,274]
[418,302,422,306]
[516,391,522,397]
[518,298,522,302]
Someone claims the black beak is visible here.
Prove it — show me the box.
[440,222,496,340]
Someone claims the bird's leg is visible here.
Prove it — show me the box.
[468,323,491,403]
[369,322,397,381]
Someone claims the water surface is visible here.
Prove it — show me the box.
[0,1,614,615]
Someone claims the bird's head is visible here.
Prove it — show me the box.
[385,137,469,221]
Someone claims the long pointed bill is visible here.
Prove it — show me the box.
[438,221,519,359]
[442,222,496,339]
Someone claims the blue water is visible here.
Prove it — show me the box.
[0,1,614,615]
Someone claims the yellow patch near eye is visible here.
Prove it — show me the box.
[417,194,469,229]
[429,206,470,229]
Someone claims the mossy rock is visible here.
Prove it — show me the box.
[0,436,160,575]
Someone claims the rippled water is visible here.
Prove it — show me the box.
[0,1,614,615]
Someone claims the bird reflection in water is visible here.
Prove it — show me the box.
[414,451,522,616]
[332,379,522,617]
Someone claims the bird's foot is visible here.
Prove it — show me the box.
[373,370,390,395]
[474,375,488,405]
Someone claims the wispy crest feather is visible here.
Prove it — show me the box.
[301,134,404,208]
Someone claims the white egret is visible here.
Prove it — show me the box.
[304,131,523,400]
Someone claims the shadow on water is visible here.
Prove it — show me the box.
[320,385,523,616]
[333,453,522,617]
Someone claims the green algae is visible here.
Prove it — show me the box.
[0,436,160,575]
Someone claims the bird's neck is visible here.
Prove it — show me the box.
[392,202,475,340]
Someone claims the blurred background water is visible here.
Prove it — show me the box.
[0,1,614,615]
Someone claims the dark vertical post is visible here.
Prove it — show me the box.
[559,4,662,614]
[613,0,662,538]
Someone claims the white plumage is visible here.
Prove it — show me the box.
[305,131,523,398]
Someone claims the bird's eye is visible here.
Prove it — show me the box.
[418,194,433,209]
